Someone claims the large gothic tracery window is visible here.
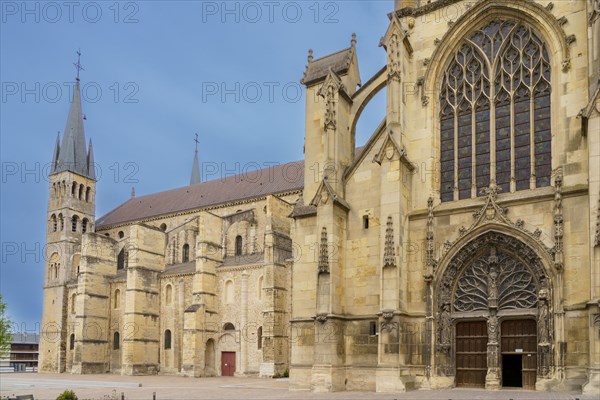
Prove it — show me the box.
[440,20,551,202]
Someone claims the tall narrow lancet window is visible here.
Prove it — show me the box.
[235,235,243,256]
[182,243,190,263]
[117,248,126,270]
[71,215,78,232]
[82,218,88,234]
[164,329,172,350]
[440,20,551,202]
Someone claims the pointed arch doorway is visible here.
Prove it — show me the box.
[435,231,553,390]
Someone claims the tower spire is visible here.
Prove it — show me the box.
[54,50,94,180]
[190,133,201,185]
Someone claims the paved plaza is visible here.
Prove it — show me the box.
[0,373,596,400]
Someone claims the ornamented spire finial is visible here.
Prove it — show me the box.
[194,132,199,152]
[351,33,357,47]
[73,49,84,82]
[318,227,329,274]
[307,49,313,63]
[131,187,135,199]
[383,216,396,267]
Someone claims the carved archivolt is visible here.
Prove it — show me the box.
[435,230,554,377]
[454,249,537,312]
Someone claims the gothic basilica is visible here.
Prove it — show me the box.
[39,0,600,394]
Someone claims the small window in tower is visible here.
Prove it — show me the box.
[114,289,120,309]
[78,184,84,200]
[71,215,78,232]
[71,182,77,197]
[118,231,124,239]
[51,214,57,232]
[85,187,91,202]
[182,244,190,263]
[58,214,64,231]
[369,321,378,336]
[113,332,120,350]
[82,218,88,234]
[363,215,369,229]
[165,284,172,305]
[257,326,262,350]
[117,248,126,270]
[235,235,243,256]
[69,334,75,350]
[164,329,172,349]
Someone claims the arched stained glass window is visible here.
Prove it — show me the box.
[440,20,551,202]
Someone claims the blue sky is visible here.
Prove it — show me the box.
[0,0,391,332]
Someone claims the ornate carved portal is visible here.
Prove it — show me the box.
[435,232,553,388]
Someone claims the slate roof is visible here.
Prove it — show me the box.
[301,47,354,86]
[96,160,304,228]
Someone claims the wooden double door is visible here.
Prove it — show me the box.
[455,319,537,389]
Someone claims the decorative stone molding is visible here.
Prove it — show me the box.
[372,130,416,172]
[440,184,553,259]
[424,197,435,281]
[317,70,344,131]
[590,0,600,25]
[595,197,600,247]
[381,320,398,333]
[309,179,350,210]
[383,216,396,267]
[381,310,394,320]
[453,247,537,313]
[553,168,564,271]
[315,314,327,323]
[385,29,402,82]
[318,227,329,274]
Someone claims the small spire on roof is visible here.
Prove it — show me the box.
[190,133,201,185]
[131,186,136,198]
[308,49,313,63]
[351,33,357,47]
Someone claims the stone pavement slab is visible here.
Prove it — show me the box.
[0,373,595,400]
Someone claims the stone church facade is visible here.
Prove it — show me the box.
[39,78,300,377]
[289,0,600,394]
[39,0,600,394]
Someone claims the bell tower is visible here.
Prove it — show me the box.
[39,52,96,373]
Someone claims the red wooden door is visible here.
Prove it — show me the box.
[221,352,236,376]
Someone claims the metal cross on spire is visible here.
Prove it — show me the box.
[73,49,84,81]
[194,133,199,152]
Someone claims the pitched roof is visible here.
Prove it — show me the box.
[301,47,354,86]
[96,160,304,228]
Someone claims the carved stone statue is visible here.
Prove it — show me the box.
[487,311,499,345]
[438,302,451,349]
